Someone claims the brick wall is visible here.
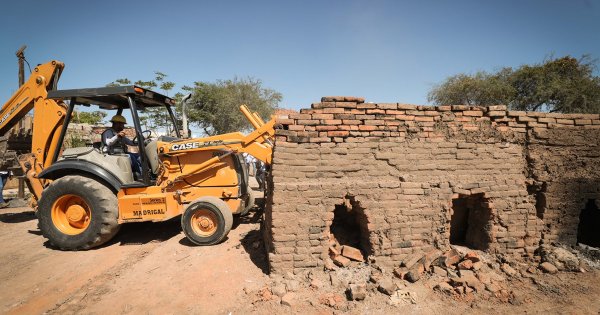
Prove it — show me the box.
[264,96,600,274]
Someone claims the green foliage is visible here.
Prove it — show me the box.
[72,111,107,125]
[108,72,176,134]
[108,73,283,136]
[106,78,131,87]
[428,55,600,113]
[186,77,282,135]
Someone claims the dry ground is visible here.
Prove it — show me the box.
[1,205,599,315]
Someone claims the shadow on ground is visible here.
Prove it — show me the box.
[0,210,36,223]
[114,218,182,246]
[238,208,269,275]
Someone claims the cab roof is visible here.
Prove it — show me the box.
[47,85,176,110]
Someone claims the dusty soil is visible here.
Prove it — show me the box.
[1,205,600,315]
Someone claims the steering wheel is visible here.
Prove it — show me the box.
[133,130,153,145]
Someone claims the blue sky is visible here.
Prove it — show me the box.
[1,0,599,111]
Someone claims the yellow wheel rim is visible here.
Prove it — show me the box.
[51,194,91,235]
[190,209,218,237]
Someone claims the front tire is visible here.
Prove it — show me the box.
[181,196,233,245]
[38,175,120,250]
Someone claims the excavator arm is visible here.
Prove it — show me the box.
[0,60,68,202]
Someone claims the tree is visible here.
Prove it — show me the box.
[107,73,176,134]
[72,110,107,125]
[428,56,600,113]
[186,77,282,135]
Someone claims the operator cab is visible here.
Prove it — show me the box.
[47,86,181,187]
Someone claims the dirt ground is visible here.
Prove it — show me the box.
[1,205,600,315]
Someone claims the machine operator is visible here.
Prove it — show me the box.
[101,115,142,175]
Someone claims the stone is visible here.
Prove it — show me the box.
[432,266,447,277]
[405,269,421,283]
[539,262,558,274]
[434,282,454,294]
[281,292,296,307]
[501,263,518,277]
[541,247,580,271]
[389,290,417,305]
[259,287,274,301]
[485,282,501,293]
[401,253,424,269]
[370,271,383,283]
[423,249,443,270]
[463,275,485,293]
[285,279,301,292]
[349,283,367,301]
[341,245,364,262]
[458,269,475,278]
[377,279,397,296]
[441,249,462,267]
[449,277,466,287]
[464,252,481,263]
[476,272,491,285]
[454,286,465,294]
[457,260,473,270]
[324,258,337,271]
[393,267,408,279]
[310,279,323,289]
[319,293,345,308]
[271,283,287,297]
[472,261,484,271]
[333,255,351,267]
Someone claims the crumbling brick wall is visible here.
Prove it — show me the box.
[264,96,600,274]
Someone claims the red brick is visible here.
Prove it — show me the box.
[358,125,377,131]
[312,114,334,120]
[333,255,351,267]
[396,115,415,121]
[341,245,364,261]
[327,131,349,137]
[322,119,342,125]
[463,110,483,117]
[315,125,338,131]
[457,260,473,270]
[415,116,434,122]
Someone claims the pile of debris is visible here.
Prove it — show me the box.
[256,244,596,309]
[328,237,365,268]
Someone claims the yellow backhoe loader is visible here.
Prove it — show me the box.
[0,60,275,249]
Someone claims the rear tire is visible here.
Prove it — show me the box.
[38,175,120,250]
[181,196,233,245]
[238,188,255,217]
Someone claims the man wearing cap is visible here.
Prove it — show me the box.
[102,115,141,176]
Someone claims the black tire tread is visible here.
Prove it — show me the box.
[181,196,233,245]
[37,175,120,250]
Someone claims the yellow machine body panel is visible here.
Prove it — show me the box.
[117,188,182,223]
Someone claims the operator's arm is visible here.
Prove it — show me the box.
[121,135,134,146]
[102,129,118,147]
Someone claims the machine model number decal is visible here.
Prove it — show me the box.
[0,97,28,125]
[170,141,224,151]
[142,198,165,205]
[133,209,166,216]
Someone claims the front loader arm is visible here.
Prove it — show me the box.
[1,61,67,201]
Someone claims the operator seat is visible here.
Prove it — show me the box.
[145,136,180,175]
[145,140,160,174]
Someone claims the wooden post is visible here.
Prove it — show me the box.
[16,45,26,199]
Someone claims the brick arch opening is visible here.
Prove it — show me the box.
[577,199,600,247]
[450,193,493,250]
[328,195,372,261]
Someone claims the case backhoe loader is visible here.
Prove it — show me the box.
[0,60,275,249]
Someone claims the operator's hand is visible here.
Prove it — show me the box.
[118,131,127,138]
